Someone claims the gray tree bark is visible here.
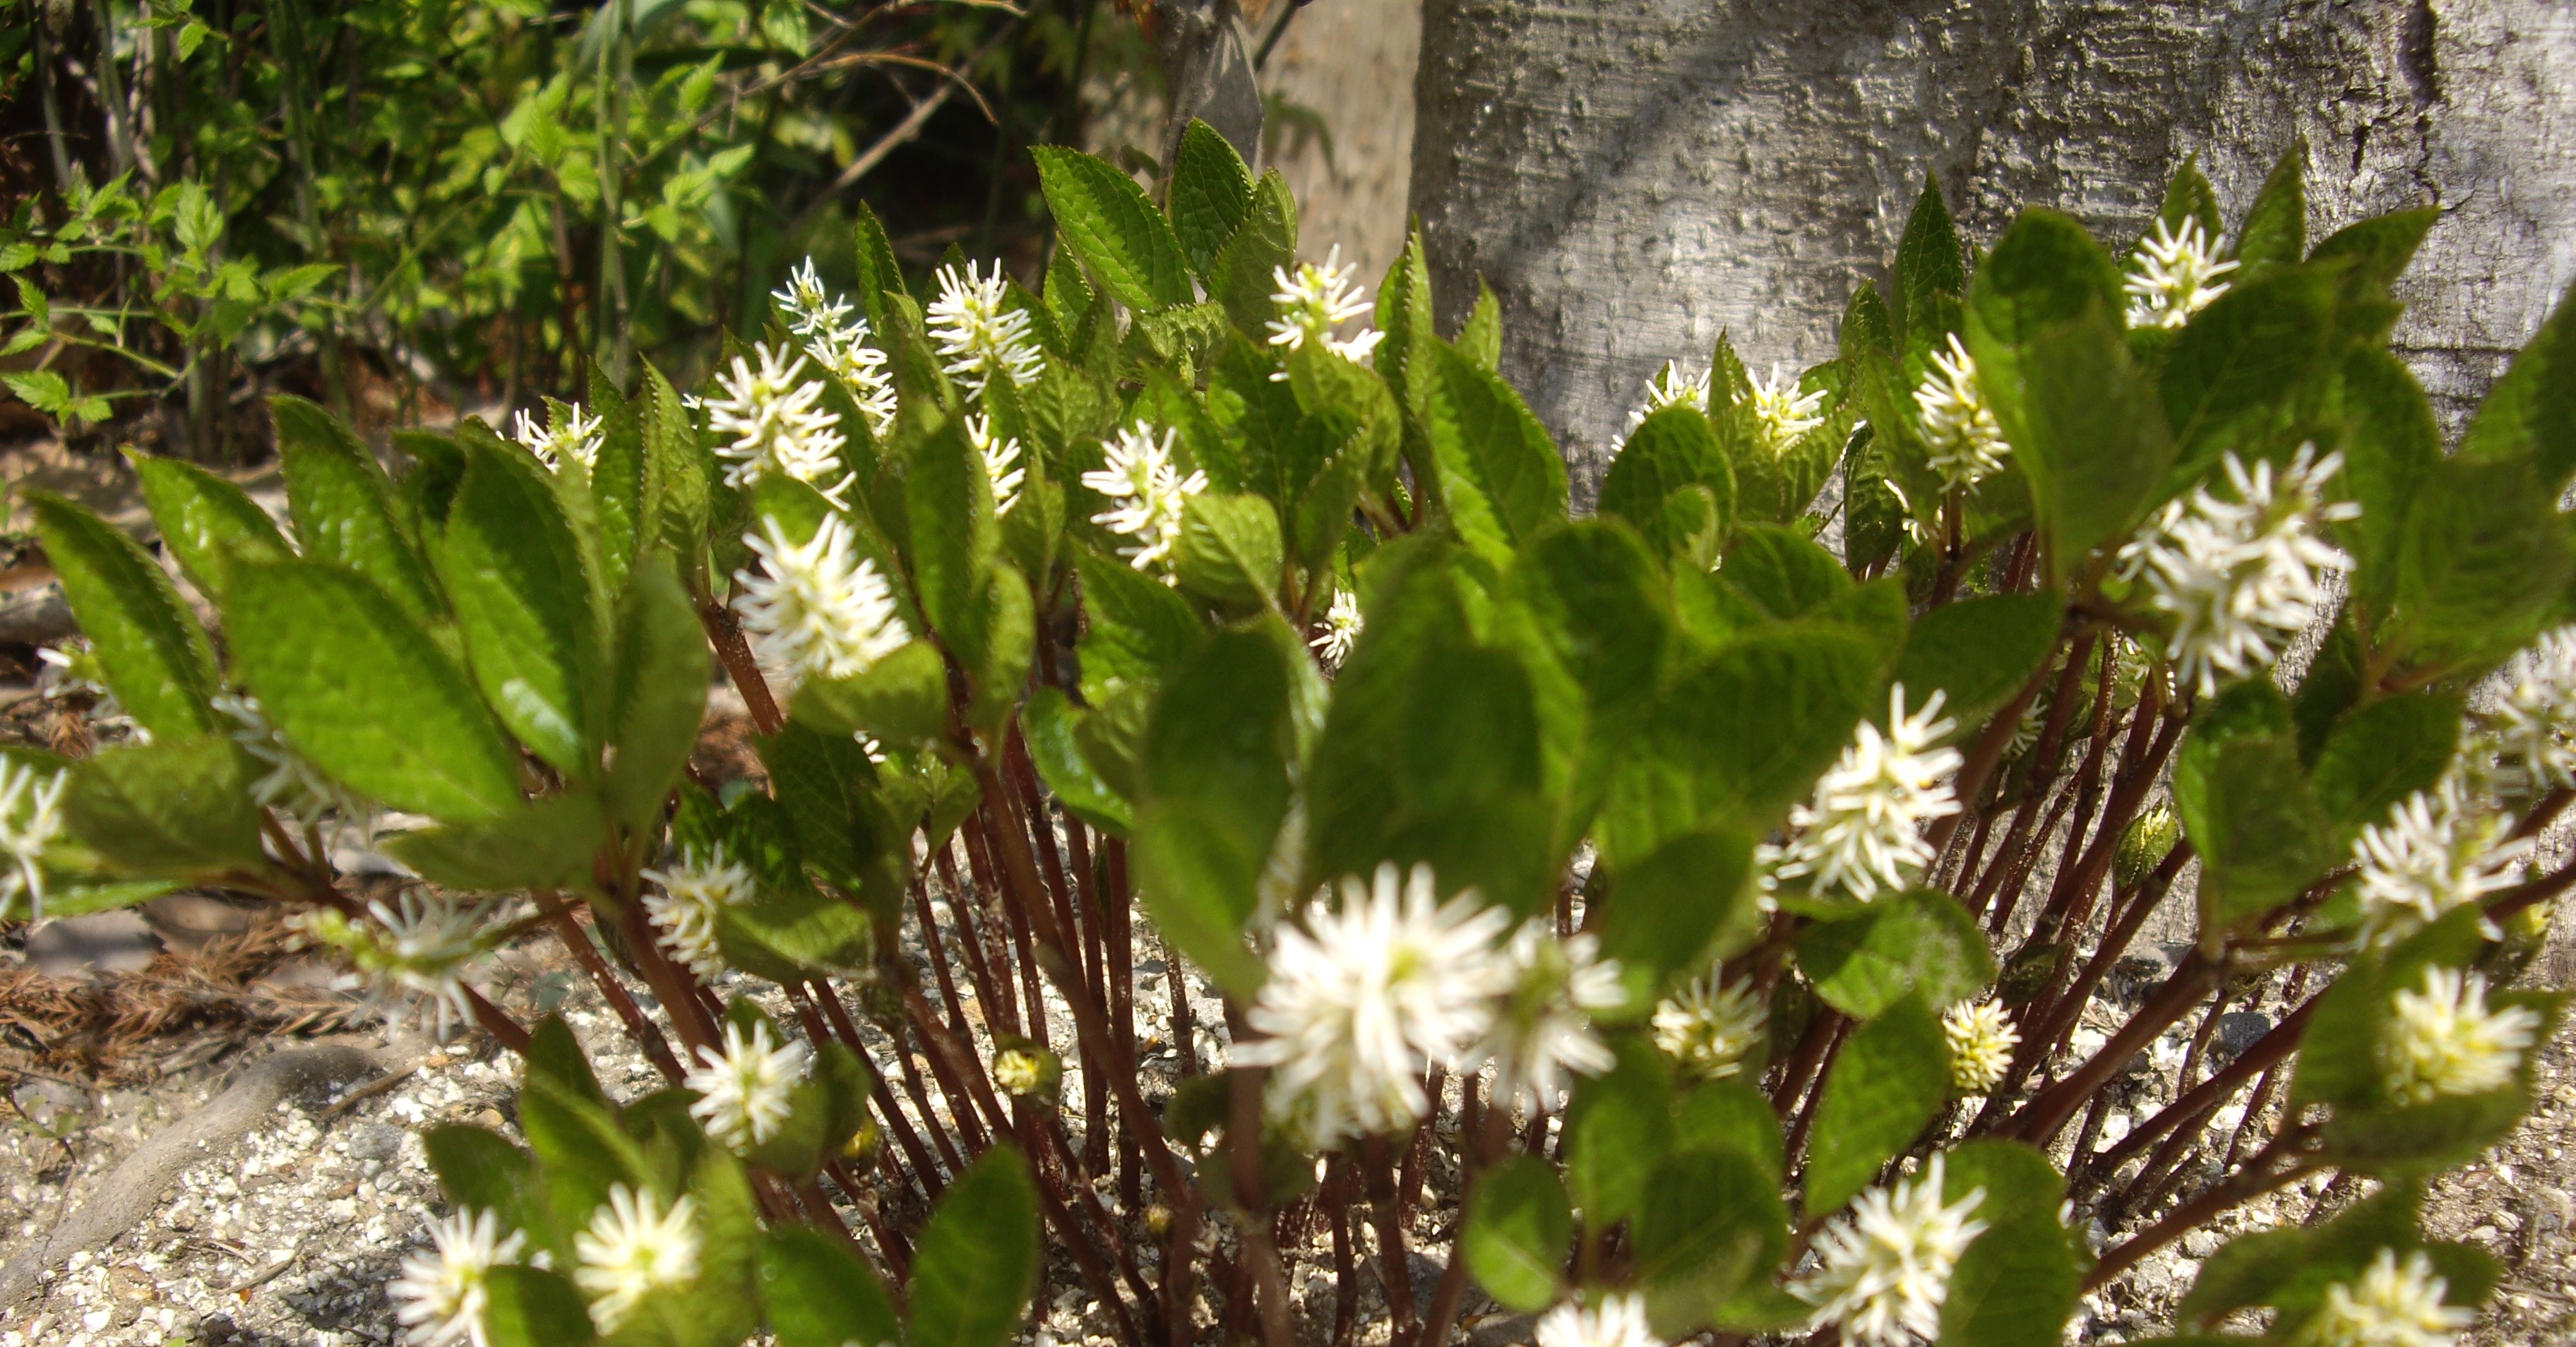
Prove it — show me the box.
[1407,0,2576,503]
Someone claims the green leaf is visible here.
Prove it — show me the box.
[2234,140,2308,270]
[1169,119,1254,277]
[1458,282,1503,371]
[1423,342,1568,567]
[482,1267,597,1347]
[1803,995,1950,1216]
[1894,174,1967,345]
[907,417,1001,652]
[2309,207,2438,290]
[2159,264,2338,470]
[28,493,220,740]
[1936,1144,2078,1347]
[423,1125,535,1225]
[1798,890,1996,1019]
[1460,1156,1573,1313]
[1633,1147,1789,1339]
[600,557,709,831]
[1723,525,1850,620]
[64,738,264,877]
[1893,594,2063,737]
[1596,829,1756,997]
[2392,453,2572,675]
[2308,693,2459,837]
[761,1225,902,1347]
[1984,304,2173,580]
[850,202,907,339]
[1025,687,1133,834]
[793,641,953,748]
[1032,146,1194,311]
[1599,405,1736,569]
[1133,628,1294,995]
[2459,280,2576,492]
[1564,1040,1676,1227]
[1210,171,1299,337]
[2332,347,2440,609]
[2171,682,2334,928]
[1174,491,1283,613]
[1075,544,1202,702]
[439,441,604,775]
[129,454,293,601]
[1674,1080,1787,1185]
[909,1145,1042,1347]
[227,561,524,822]
[272,395,441,621]
[383,792,609,892]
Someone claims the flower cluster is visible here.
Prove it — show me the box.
[1239,863,1514,1144]
[0,758,69,919]
[642,846,758,979]
[1775,685,1962,902]
[1796,1156,1988,1347]
[966,412,1028,515]
[1082,423,1208,576]
[773,257,898,436]
[297,894,485,1034]
[2123,217,2238,330]
[1310,589,1364,669]
[1265,244,1383,370]
[511,402,603,472]
[2114,445,2357,695]
[732,514,911,686]
[1940,1000,2020,1094]
[1746,364,1828,457]
[927,261,1044,397]
[213,691,369,827]
[1534,1294,1664,1347]
[1912,334,2009,489]
[388,1209,525,1347]
[705,345,851,502]
[573,1185,700,1333]
[2299,1249,2473,1347]
[2380,966,2539,1106]
[1651,975,1768,1080]
[686,1020,813,1152]
[2349,779,2528,949]
[1623,359,1712,434]
[2480,625,2576,792]
[1479,922,1624,1108]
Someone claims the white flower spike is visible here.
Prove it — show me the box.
[1265,244,1384,371]
[2350,779,2528,950]
[2114,444,2357,696]
[512,403,603,472]
[2382,965,2539,1106]
[573,1185,700,1334]
[642,846,758,979]
[1796,1154,1988,1347]
[1744,363,1828,457]
[2124,217,2238,330]
[2485,625,2576,791]
[1941,1000,2020,1094]
[299,894,486,1035]
[966,412,1027,515]
[1311,589,1364,670]
[1479,922,1625,1110]
[732,513,911,686]
[927,261,1044,397]
[704,343,852,503]
[1082,423,1207,577]
[686,1020,813,1153]
[1624,359,1712,434]
[1534,1293,1664,1347]
[1237,863,1512,1145]
[213,691,370,827]
[1652,975,1768,1081]
[389,1208,525,1347]
[774,256,897,436]
[1775,685,1963,902]
[2299,1249,2472,1347]
[1912,334,2009,490]
[0,758,69,919]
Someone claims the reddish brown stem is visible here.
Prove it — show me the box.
[544,896,684,1082]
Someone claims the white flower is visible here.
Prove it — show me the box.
[2381,966,2539,1106]
[1795,1155,1988,1347]
[2298,1249,2473,1347]
[0,758,69,919]
[213,691,369,826]
[967,413,1027,515]
[705,344,852,503]
[1265,244,1384,371]
[2351,779,2528,949]
[512,404,603,472]
[1623,360,1712,434]
[1651,976,1768,1081]
[1311,589,1364,669]
[2484,626,2576,791]
[927,261,1043,397]
[732,514,910,686]
[389,1209,525,1347]
[1081,423,1207,576]
[1237,863,1513,1145]
[773,258,897,436]
[642,846,758,979]
[1775,685,1963,902]
[2114,445,2357,696]
[573,1185,700,1334]
[686,1020,812,1152]
[2124,217,2238,330]
[1912,334,2009,489]
[1479,922,1625,1109]
[1941,1000,2020,1094]
[1743,363,1827,456]
[1534,1293,1664,1347]
[299,894,485,1034]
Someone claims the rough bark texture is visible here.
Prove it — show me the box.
[1256,0,1427,287]
[1409,0,2576,503]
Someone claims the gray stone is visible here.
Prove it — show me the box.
[25,911,160,979]
[2214,1011,2274,1060]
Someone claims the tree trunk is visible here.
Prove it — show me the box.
[1408,0,2576,502]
